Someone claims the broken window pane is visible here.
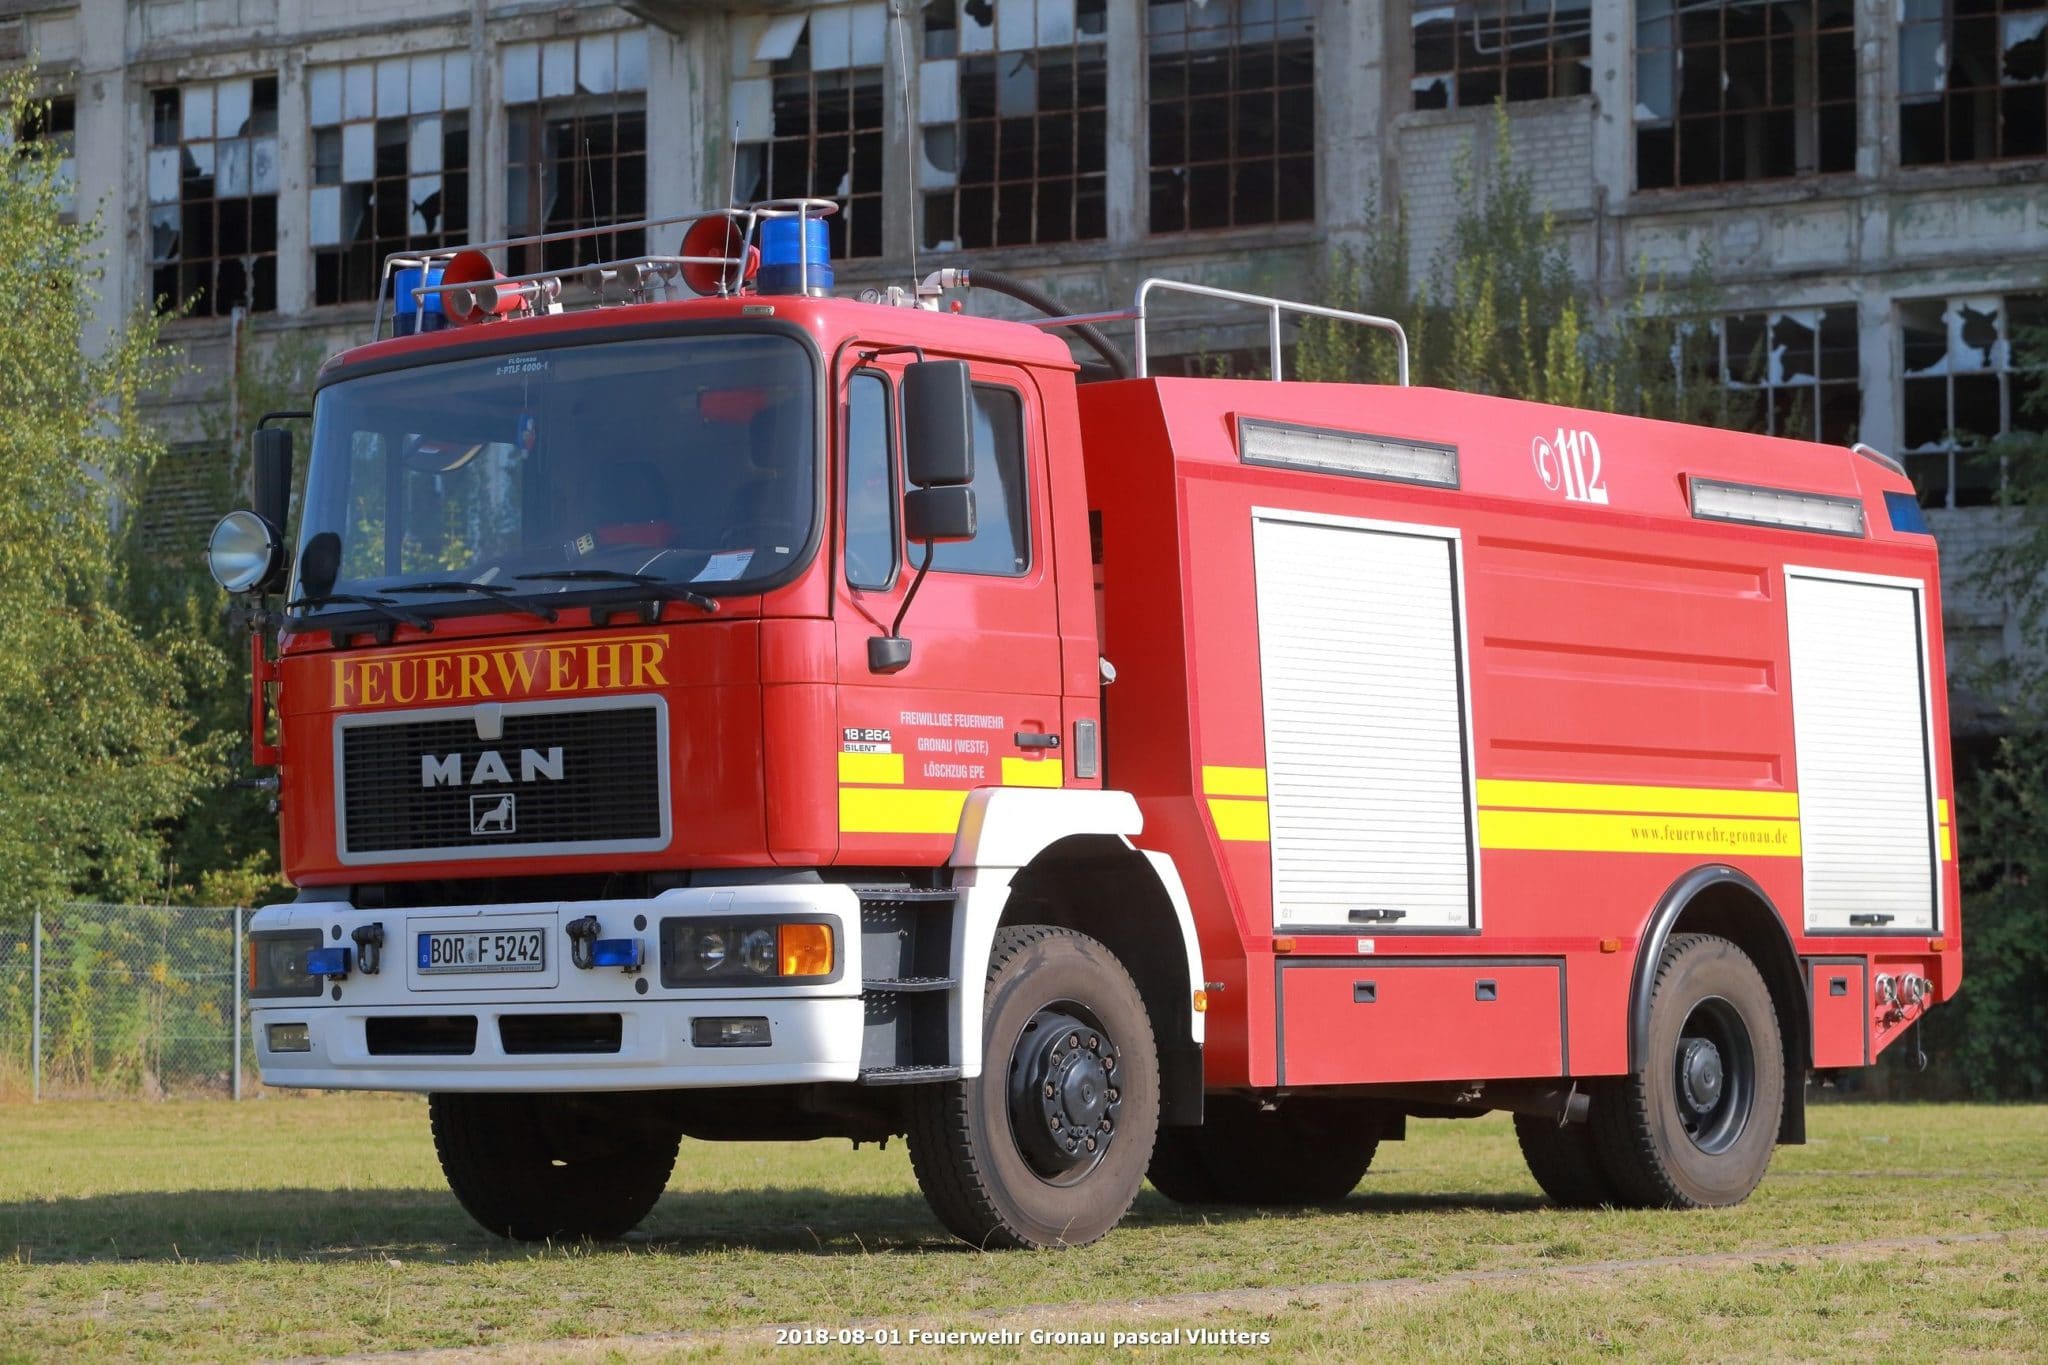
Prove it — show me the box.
[1897,292,2043,507]
[1148,0,1315,233]
[1900,0,2048,164]
[738,12,887,259]
[921,0,1110,250]
[1715,305,1861,444]
[311,58,475,305]
[1636,0,1856,189]
[1411,0,1591,111]
[149,77,280,316]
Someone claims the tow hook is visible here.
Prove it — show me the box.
[566,916,643,972]
[351,923,385,975]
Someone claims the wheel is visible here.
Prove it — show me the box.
[429,1092,681,1240]
[1514,1112,1617,1208]
[1146,1096,1380,1206]
[1590,933,1785,1208]
[905,926,1160,1249]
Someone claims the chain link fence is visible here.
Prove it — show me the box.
[0,905,254,1100]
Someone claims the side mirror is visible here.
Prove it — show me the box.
[251,426,293,535]
[299,529,343,602]
[904,486,976,543]
[902,360,974,488]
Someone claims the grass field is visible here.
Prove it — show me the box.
[2,1096,2044,1361]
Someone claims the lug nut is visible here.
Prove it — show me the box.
[1068,1032,1081,1048]
[1084,1136,1097,1151]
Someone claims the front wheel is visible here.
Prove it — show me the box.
[906,926,1160,1249]
[1590,933,1785,1208]
[429,1092,681,1240]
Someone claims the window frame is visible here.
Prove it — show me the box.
[928,381,1034,580]
[844,366,902,592]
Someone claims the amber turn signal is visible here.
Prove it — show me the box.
[778,922,834,977]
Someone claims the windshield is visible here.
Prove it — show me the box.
[294,333,816,615]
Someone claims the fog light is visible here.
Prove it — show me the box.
[267,1022,311,1053]
[692,1016,771,1048]
[590,938,643,970]
[778,923,834,977]
[249,929,324,999]
[697,929,728,972]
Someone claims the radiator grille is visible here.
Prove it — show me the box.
[340,704,663,855]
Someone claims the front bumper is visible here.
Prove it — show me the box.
[249,883,864,1092]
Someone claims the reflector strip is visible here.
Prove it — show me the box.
[999,756,1063,787]
[1689,477,1866,536]
[1201,765,1268,798]
[1207,797,1271,842]
[1238,418,1458,488]
[1478,810,1801,857]
[837,750,905,784]
[838,786,968,835]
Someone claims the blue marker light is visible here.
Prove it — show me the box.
[591,938,644,970]
[304,946,351,979]
[392,265,447,334]
[757,215,833,297]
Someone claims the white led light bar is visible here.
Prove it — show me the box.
[1238,418,1459,488]
[1689,477,1866,537]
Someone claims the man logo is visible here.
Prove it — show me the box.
[471,793,516,836]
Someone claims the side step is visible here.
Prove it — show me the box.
[855,887,960,1084]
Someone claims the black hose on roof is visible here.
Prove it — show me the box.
[963,269,1132,381]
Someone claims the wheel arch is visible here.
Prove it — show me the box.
[1631,865,1808,1144]
[996,834,1207,1127]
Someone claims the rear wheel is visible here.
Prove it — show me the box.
[1514,1112,1617,1208]
[429,1091,680,1240]
[1591,933,1784,1208]
[906,926,1160,1249]
[1148,1096,1381,1206]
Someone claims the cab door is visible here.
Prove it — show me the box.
[832,356,1066,864]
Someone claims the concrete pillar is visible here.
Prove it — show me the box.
[1319,0,1386,245]
[645,17,709,221]
[273,45,310,314]
[1586,0,1632,300]
[75,0,131,348]
[1104,0,1142,246]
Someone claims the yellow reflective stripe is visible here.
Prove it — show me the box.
[1207,797,1271,842]
[838,787,968,835]
[1475,779,1799,820]
[1478,809,1801,857]
[837,751,905,785]
[1000,756,1064,788]
[1938,798,1952,822]
[1202,765,1268,798]
[1939,824,1954,861]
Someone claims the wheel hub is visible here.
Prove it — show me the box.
[1009,1008,1123,1178]
[1679,1037,1724,1114]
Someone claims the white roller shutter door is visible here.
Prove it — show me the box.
[1785,572,1938,932]
[1253,512,1476,930]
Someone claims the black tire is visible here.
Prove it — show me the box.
[1147,1096,1380,1206]
[906,926,1160,1249]
[1514,1112,1617,1208]
[1591,933,1785,1208]
[429,1091,681,1241]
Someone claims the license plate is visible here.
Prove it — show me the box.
[417,929,546,975]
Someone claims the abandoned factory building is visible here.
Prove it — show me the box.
[5,0,2045,676]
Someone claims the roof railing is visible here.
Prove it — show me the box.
[1022,277,1412,386]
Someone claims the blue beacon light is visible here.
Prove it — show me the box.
[756,215,833,297]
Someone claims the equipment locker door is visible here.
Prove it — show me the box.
[832,359,1066,857]
[1251,510,1479,932]
[1785,569,1940,933]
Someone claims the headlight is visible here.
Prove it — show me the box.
[660,918,836,987]
[206,510,284,593]
[249,929,324,998]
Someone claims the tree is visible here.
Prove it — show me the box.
[0,71,220,920]
[1297,106,1726,425]
[1915,329,2048,1099]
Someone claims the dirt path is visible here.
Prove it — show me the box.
[304,1226,2048,1363]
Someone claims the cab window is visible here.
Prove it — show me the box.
[931,385,1030,577]
[845,371,896,589]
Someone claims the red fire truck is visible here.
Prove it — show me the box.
[209,200,1960,1249]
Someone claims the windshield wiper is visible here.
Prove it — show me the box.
[286,592,435,630]
[514,569,719,615]
[387,581,560,623]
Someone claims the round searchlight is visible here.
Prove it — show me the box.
[207,509,284,593]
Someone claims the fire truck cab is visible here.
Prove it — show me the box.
[212,202,1960,1249]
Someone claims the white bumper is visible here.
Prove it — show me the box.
[249,883,864,1092]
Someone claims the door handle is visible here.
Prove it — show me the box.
[1015,730,1061,749]
[1348,907,1407,923]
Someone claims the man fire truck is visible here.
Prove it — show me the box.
[209,200,1960,1249]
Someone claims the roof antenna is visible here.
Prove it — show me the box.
[891,0,918,297]
[583,135,604,268]
[726,118,742,295]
